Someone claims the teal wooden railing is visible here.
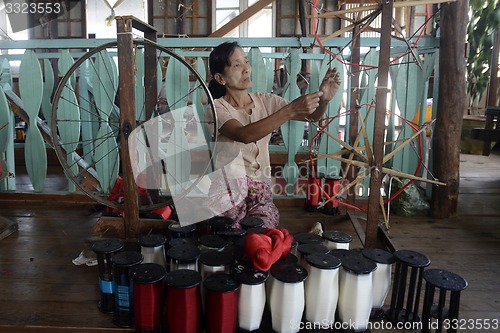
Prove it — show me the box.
[0,36,439,201]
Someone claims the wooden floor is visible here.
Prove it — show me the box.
[0,147,499,332]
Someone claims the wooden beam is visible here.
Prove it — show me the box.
[209,0,273,37]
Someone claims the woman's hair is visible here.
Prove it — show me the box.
[208,41,240,99]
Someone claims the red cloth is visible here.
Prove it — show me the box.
[245,228,293,271]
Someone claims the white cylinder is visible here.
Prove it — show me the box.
[338,268,373,331]
[269,279,305,333]
[171,259,198,271]
[239,283,266,331]
[305,266,339,324]
[325,240,350,250]
[372,262,392,308]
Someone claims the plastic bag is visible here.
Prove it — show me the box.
[389,178,430,216]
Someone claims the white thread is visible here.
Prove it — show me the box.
[371,262,392,309]
[338,268,373,332]
[305,265,340,325]
[141,245,167,268]
[269,278,305,333]
[239,283,266,331]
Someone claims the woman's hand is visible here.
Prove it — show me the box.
[286,91,324,121]
[319,67,342,102]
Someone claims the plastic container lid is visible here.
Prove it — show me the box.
[297,243,329,257]
[362,248,396,265]
[130,263,166,284]
[341,254,377,275]
[239,216,265,229]
[423,269,468,292]
[203,273,240,293]
[139,234,167,248]
[322,230,353,244]
[199,234,229,249]
[166,269,201,289]
[92,238,124,254]
[271,262,308,283]
[169,237,197,248]
[199,250,233,267]
[111,251,144,267]
[167,244,200,262]
[294,232,324,245]
[328,249,352,261]
[232,262,269,285]
[306,253,341,270]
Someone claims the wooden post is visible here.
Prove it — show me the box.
[431,1,469,218]
[365,0,393,248]
[116,17,140,239]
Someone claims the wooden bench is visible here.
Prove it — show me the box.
[471,106,500,156]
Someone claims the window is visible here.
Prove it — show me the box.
[215,0,273,38]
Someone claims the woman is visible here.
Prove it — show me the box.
[206,41,342,228]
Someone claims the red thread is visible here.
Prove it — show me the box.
[133,282,164,331]
[166,286,200,333]
[245,228,293,271]
[205,289,239,333]
[306,176,322,207]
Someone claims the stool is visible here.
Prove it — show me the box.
[421,269,468,333]
[388,250,430,324]
[338,254,377,332]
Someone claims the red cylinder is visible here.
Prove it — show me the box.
[305,175,322,212]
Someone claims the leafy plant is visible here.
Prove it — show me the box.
[467,0,500,109]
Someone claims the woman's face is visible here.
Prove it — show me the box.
[218,47,252,91]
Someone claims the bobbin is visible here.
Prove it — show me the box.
[323,175,343,215]
[129,263,166,333]
[322,230,353,250]
[207,215,234,234]
[198,234,229,253]
[269,261,308,333]
[297,243,329,268]
[304,253,341,327]
[338,254,377,332]
[139,234,167,268]
[167,244,200,271]
[203,273,241,333]
[294,232,324,245]
[165,269,202,333]
[233,262,269,332]
[92,238,124,313]
[111,250,144,328]
[305,174,322,212]
[362,247,396,321]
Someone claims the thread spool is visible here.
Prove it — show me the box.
[322,230,353,250]
[269,261,308,333]
[92,238,124,313]
[362,248,396,321]
[165,269,202,333]
[304,253,341,327]
[111,251,144,327]
[233,262,269,332]
[239,216,265,230]
[168,237,198,249]
[323,175,342,215]
[208,216,234,234]
[203,273,240,333]
[198,234,229,253]
[294,232,324,246]
[305,174,322,212]
[168,222,197,239]
[167,244,200,271]
[338,254,377,332]
[130,263,166,333]
[265,253,299,302]
[199,250,233,280]
[247,227,267,234]
[139,234,167,268]
[297,243,329,268]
